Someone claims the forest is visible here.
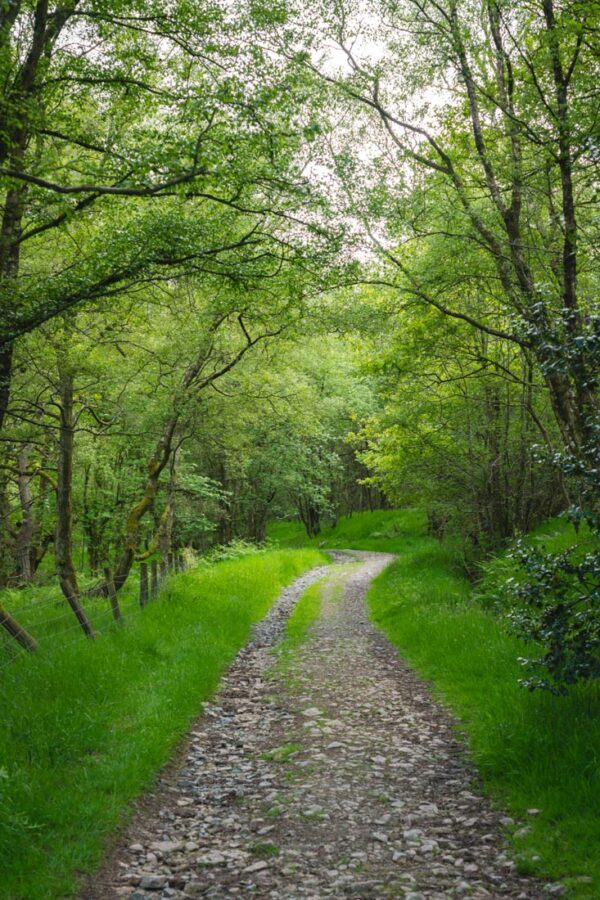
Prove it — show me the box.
[0,1,598,898]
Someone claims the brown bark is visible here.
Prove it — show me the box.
[150,559,158,598]
[103,567,121,622]
[113,417,177,591]
[159,449,179,560]
[298,497,321,537]
[0,475,14,587]
[139,562,148,608]
[0,342,12,432]
[0,605,38,651]
[56,365,95,638]
[16,444,34,581]
[0,2,78,428]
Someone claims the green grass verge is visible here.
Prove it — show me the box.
[0,547,326,899]
[285,579,324,645]
[273,578,324,677]
[270,509,600,897]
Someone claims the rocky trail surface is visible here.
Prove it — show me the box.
[84,552,556,900]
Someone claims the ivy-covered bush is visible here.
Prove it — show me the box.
[506,421,600,693]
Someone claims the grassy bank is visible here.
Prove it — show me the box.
[270,511,600,897]
[0,547,326,899]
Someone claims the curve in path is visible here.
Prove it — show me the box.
[85,551,551,899]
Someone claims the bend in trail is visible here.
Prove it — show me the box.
[85,551,550,900]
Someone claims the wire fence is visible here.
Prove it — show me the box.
[0,553,188,673]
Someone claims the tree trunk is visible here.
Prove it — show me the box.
[0,342,12,432]
[16,444,35,581]
[56,366,95,638]
[0,605,38,651]
[32,531,53,574]
[0,475,15,587]
[139,562,149,608]
[0,3,78,428]
[113,417,177,591]
[159,449,178,559]
[103,567,122,622]
[298,497,321,537]
[150,559,158,598]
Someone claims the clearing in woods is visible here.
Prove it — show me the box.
[85,552,553,899]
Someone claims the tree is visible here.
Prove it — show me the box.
[354,296,565,548]
[0,0,327,429]
[277,0,599,466]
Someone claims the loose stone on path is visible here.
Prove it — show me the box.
[83,553,558,899]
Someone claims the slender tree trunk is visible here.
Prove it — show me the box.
[150,559,158,598]
[216,458,232,544]
[113,417,177,591]
[16,443,34,581]
[139,562,149,608]
[32,531,53,574]
[0,3,78,427]
[56,365,95,638]
[0,474,15,587]
[0,605,38,651]
[298,497,321,537]
[103,567,121,622]
[0,342,12,432]
[159,448,178,559]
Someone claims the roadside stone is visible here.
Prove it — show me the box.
[403,828,424,841]
[196,850,225,866]
[243,860,269,873]
[137,875,166,890]
[150,841,182,854]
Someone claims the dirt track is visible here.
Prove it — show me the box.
[83,552,552,899]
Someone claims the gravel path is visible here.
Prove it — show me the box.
[84,552,555,900]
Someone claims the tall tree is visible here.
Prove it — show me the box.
[0,0,325,428]
[277,0,600,463]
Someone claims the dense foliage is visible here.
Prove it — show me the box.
[0,0,598,691]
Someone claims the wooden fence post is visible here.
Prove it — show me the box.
[0,605,38,651]
[104,567,122,622]
[150,559,158,599]
[139,562,149,608]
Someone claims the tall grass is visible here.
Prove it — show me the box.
[271,509,600,898]
[0,547,326,899]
